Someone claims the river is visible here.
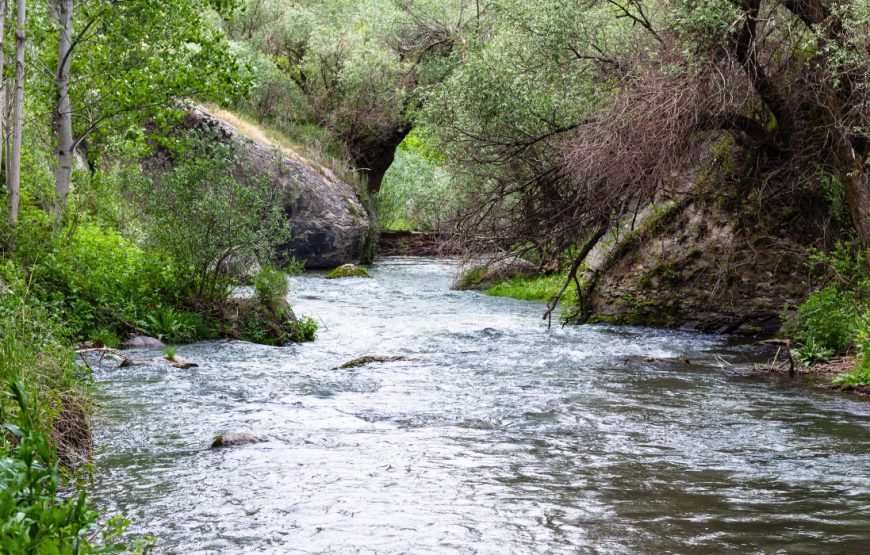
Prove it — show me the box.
[91,257,870,553]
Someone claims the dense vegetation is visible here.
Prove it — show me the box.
[0,0,867,550]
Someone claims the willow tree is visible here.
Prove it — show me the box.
[425,0,870,268]
[229,0,473,194]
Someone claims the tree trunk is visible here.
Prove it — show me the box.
[0,0,8,178]
[7,0,24,227]
[52,0,74,217]
[841,149,870,249]
[351,123,412,196]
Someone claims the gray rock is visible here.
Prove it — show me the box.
[124,335,165,348]
[210,432,266,449]
[154,107,371,268]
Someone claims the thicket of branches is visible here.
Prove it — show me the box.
[424,0,870,264]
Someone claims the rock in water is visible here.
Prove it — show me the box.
[338,355,410,368]
[210,432,266,449]
[325,264,371,279]
[147,106,371,268]
[124,335,166,348]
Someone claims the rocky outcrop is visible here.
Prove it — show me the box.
[584,195,810,335]
[152,107,371,268]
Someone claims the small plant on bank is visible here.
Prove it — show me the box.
[290,315,318,342]
[255,267,289,309]
[284,257,306,276]
[140,306,215,344]
[791,338,835,367]
[164,346,177,362]
[90,327,122,348]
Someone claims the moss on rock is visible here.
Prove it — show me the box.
[325,264,371,279]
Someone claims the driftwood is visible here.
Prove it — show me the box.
[75,347,134,368]
[337,355,413,369]
[75,348,198,369]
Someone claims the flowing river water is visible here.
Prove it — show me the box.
[91,257,870,554]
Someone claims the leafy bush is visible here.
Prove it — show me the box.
[791,338,835,367]
[0,381,145,553]
[164,346,177,362]
[284,257,306,276]
[139,306,214,344]
[378,133,455,231]
[254,267,288,309]
[15,218,178,340]
[787,242,869,355]
[90,328,122,349]
[131,139,291,305]
[833,331,870,387]
[289,315,318,342]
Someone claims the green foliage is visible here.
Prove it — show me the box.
[833,333,870,386]
[787,243,869,355]
[13,216,178,341]
[791,338,835,367]
[284,257,306,276]
[486,274,568,302]
[289,315,318,343]
[0,381,140,554]
[89,328,122,349]
[378,134,456,231]
[164,346,178,362]
[139,306,213,344]
[0,301,147,553]
[28,0,249,160]
[254,267,289,309]
[131,139,291,305]
[456,268,485,290]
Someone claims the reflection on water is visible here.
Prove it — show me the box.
[91,257,870,553]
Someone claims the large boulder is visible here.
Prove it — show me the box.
[150,107,371,268]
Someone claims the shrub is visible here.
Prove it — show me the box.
[833,331,870,387]
[130,139,291,305]
[90,328,122,349]
[139,306,214,344]
[0,381,143,553]
[164,346,177,362]
[284,257,306,276]
[15,218,178,340]
[790,338,835,367]
[254,267,288,309]
[791,286,861,353]
[788,242,869,355]
[289,315,318,342]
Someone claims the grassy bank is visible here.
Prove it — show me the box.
[485,274,569,303]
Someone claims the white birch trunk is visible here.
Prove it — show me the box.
[53,0,74,217]
[7,0,24,227]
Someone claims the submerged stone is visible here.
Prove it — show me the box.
[210,432,266,449]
